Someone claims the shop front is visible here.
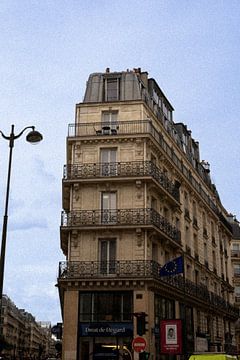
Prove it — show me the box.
[79,322,133,359]
[78,291,134,360]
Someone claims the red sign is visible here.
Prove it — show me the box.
[160,319,182,355]
[132,336,146,353]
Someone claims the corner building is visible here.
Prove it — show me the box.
[58,68,238,360]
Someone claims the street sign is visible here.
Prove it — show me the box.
[132,336,146,353]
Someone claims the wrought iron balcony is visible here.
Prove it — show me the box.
[58,260,239,318]
[61,207,181,244]
[67,120,220,216]
[63,161,180,202]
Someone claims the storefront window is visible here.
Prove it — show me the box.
[79,291,132,322]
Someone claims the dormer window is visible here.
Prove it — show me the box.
[104,77,120,101]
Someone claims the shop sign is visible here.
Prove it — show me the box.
[79,322,133,337]
[160,319,182,354]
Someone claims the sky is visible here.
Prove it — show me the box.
[0,0,240,325]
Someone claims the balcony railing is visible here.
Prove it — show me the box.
[61,208,181,244]
[63,161,180,202]
[58,260,239,318]
[67,121,222,217]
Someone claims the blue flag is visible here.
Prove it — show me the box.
[159,256,184,276]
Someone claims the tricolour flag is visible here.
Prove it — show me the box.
[159,256,184,277]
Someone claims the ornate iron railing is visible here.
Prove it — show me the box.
[61,207,181,244]
[63,161,180,201]
[67,120,231,233]
[58,260,239,318]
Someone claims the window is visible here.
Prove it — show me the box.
[104,78,120,101]
[204,243,208,265]
[235,286,240,296]
[100,148,117,176]
[194,234,198,257]
[101,192,117,224]
[152,243,158,262]
[79,291,132,322]
[155,295,175,320]
[182,133,188,153]
[233,264,240,276]
[99,239,116,274]
[212,250,216,270]
[233,243,240,251]
[101,111,118,134]
[151,196,157,211]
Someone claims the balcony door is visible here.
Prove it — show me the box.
[99,239,116,274]
[100,148,117,176]
[101,111,118,134]
[101,192,117,224]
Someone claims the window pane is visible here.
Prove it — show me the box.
[122,292,132,320]
[106,79,118,101]
[80,293,92,321]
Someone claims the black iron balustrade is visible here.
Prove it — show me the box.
[67,120,225,222]
[59,260,160,279]
[58,260,239,318]
[61,207,181,244]
[63,161,180,202]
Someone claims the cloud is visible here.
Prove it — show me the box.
[5,263,61,323]
[9,217,48,231]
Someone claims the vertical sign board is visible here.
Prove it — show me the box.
[160,319,182,354]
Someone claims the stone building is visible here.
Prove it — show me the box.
[0,294,53,359]
[229,215,240,352]
[58,68,238,360]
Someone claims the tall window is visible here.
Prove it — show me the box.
[100,148,117,176]
[204,243,208,266]
[151,196,157,211]
[212,250,216,271]
[152,243,158,262]
[155,295,175,321]
[235,286,240,298]
[104,78,120,101]
[101,192,117,224]
[194,233,198,258]
[102,110,118,124]
[233,264,240,276]
[99,239,116,274]
[101,111,118,134]
[79,291,132,322]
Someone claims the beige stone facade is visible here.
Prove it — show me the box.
[0,295,54,359]
[58,69,238,360]
[229,216,240,352]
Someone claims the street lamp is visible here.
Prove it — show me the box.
[0,124,43,305]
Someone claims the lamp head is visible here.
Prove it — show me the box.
[26,129,43,144]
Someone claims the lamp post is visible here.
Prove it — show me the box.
[0,124,43,305]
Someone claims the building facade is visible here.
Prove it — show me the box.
[229,216,240,352]
[58,68,238,360]
[0,295,54,359]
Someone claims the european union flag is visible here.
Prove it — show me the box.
[159,256,184,276]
